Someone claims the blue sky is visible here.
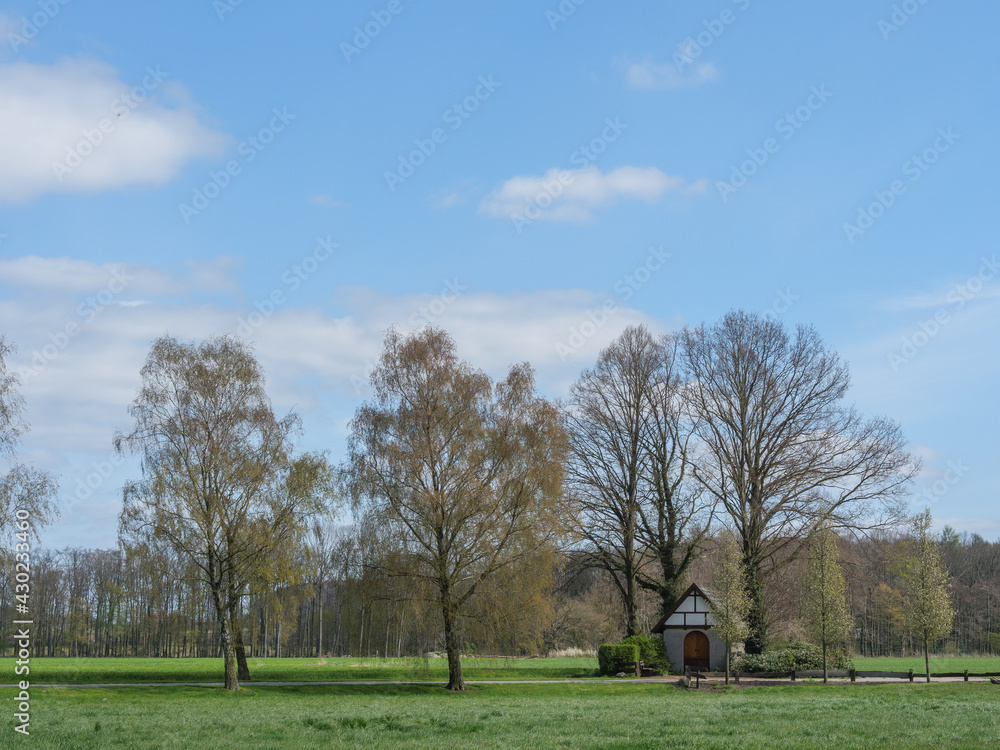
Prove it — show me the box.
[1,0,997,549]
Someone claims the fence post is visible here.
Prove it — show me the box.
[734,671,740,684]
[850,668,856,683]
[964,670,969,682]
[790,669,796,682]
[908,669,914,683]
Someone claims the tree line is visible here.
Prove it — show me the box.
[0,312,992,692]
[0,522,993,664]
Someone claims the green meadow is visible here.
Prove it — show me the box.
[5,655,999,685]
[3,681,998,749]
[0,656,597,684]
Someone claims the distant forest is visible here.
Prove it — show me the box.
[1,527,997,660]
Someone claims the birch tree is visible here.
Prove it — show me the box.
[347,327,568,690]
[801,525,852,682]
[903,509,954,683]
[117,334,333,690]
[0,336,58,538]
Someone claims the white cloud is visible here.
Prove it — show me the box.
[4,254,675,549]
[480,166,707,223]
[618,48,720,91]
[0,58,228,203]
[428,190,463,210]
[0,255,242,296]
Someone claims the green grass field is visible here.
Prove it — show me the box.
[0,656,598,684]
[5,655,1000,685]
[2,682,998,749]
[853,657,1000,674]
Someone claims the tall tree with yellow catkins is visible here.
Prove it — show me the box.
[801,525,853,682]
[903,509,954,683]
[709,528,751,685]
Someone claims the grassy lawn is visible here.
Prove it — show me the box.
[0,656,599,684]
[6,655,1000,685]
[2,681,998,749]
[854,657,1000,674]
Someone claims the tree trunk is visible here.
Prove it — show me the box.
[743,558,767,654]
[822,642,828,684]
[210,577,239,691]
[725,641,730,686]
[624,547,639,637]
[218,613,239,691]
[235,627,251,681]
[442,596,465,691]
[228,593,251,681]
[317,580,324,658]
[924,633,930,683]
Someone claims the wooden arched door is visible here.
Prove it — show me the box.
[684,631,710,671]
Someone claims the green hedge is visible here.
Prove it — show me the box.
[620,634,672,675]
[597,643,640,676]
[733,642,854,673]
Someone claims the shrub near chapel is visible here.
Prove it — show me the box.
[597,644,640,676]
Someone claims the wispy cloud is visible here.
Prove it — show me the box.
[0,255,242,296]
[480,166,707,223]
[617,46,720,91]
[309,194,345,207]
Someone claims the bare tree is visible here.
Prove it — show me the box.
[0,336,58,538]
[303,517,340,657]
[566,326,708,634]
[681,310,915,653]
[117,334,333,690]
[347,327,567,690]
[636,332,712,615]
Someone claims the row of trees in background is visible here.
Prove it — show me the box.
[0,314,990,691]
[0,521,987,665]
